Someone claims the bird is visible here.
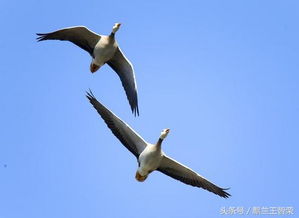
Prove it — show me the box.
[37,23,139,116]
[86,91,230,198]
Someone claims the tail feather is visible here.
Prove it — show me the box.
[135,171,147,182]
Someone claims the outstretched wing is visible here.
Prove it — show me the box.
[157,155,230,198]
[86,91,146,158]
[37,26,101,56]
[107,47,139,116]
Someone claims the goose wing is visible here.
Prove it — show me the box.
[37,26,101,56]
[107,47,139,116]
[157,155,230,198]
[86,91,146,158]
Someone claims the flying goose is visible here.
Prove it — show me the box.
[86,91,230,198]
[37,23,139,116]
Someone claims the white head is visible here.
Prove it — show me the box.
[160,128,170,140]
[112,23,121,33]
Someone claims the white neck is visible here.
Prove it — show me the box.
[160,134,168,140]
[112,26,119,34]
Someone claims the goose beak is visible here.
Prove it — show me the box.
[165,128,170,133]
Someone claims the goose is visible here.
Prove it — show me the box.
[37,23,139,116]
[86,91,230,198]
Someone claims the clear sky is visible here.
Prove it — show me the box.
[0,0,298,217]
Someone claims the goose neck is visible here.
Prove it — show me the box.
[109,32,115,38]
[156,138,163,149]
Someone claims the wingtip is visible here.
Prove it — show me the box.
[132,106,140,117]
[131,95,139,116]
[86,89,95,100]
[36,33,45,41]
[220,188,231,198]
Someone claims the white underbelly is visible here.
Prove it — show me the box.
[138,147,162,176]
[93,39,117,66]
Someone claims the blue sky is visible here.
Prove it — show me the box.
[1,0,298,217]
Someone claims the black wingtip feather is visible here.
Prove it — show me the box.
[86,89,96,101]
[132,97,139,117]
[36,33,47,42]
[219,187,231,198]
[133,106,139,117]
